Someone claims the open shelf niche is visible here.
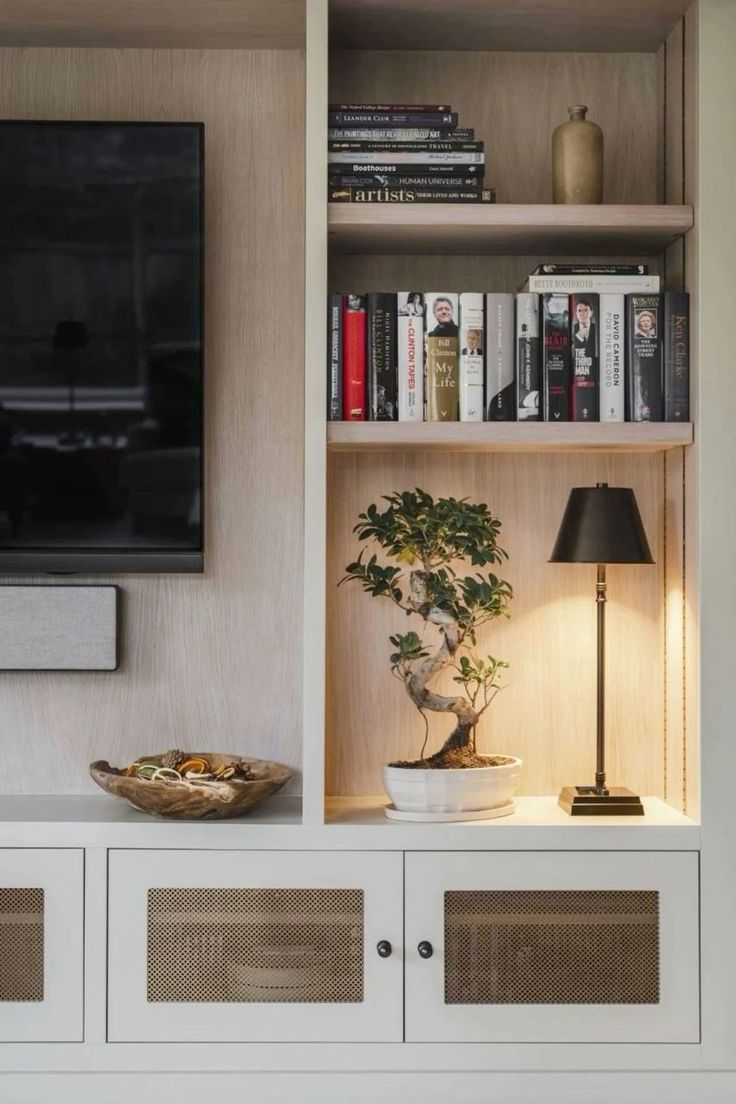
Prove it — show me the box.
[304,0,699,829]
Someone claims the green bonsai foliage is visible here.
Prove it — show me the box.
[341,489,512,766]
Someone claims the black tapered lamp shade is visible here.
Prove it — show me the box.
[549,483,654,817]
[550,485,653,565]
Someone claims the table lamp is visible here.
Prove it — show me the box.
[549,482,654,816]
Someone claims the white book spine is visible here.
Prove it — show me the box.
[397,292,424,421]
[600,293,625,422]
[459,292,485,421]
[527,274,660,294]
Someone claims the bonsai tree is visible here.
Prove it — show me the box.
[341,489,512,769]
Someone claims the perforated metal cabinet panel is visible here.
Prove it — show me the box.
[0,850,84,1042]
[405,851,700,1044]
[108,850,403,1042]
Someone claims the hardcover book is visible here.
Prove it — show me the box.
[342,294,367,421]
[328,150,484,166]
[516,293,541,420]
[329,103,452,112]
[334,163,483,176]
[397,293,425,423]
[328,128,474,142]
[329,174,483,189]
[329,187,494,203]
[626,294,664,421]
[459,293,485,421]
[328,111,459,128]
[664,292,690,421]
[571,293,599,421]
[329,140,482,152]
[541,293,570,421]
[524,274,659,294]
[485,293,515,421]
[425,292,460,421]
[532,264,649,276]
[327,293,342,421]
[599,294,625,422]
[367,293,398,420]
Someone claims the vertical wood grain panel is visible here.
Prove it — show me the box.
[0,47,305,794]
[326,452,664,799]
[330,51,659,204]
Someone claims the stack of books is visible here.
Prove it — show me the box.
[328,103,494,204]
[327,269,689,423]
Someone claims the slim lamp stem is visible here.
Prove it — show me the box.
[596,562,607,794]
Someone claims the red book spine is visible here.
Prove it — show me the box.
[342,294,367,420]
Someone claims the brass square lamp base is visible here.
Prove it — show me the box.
[558,786,645,817]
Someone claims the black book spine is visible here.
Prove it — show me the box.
[335,163,483,177]
[570,293,599,421]
[329,103,452,113]
[664,292,690,421]
[516,294,541,420]
[626,294,664,421]
[541,293,571,421]
[329,140,482,152]
[533,264,648,276]
[328,111,458,128]
[367,293,398,421]
[327,293,343,421]
[329,174,482,189]
[329,187,494,204]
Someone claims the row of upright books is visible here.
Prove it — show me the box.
[328,101,494,204]
[327,267,689,423]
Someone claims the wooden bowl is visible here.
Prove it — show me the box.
[89,753,292,820]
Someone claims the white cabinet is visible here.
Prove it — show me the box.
[0,849,84,1042]
[108,849,403,1042]
[405,851,699,1044]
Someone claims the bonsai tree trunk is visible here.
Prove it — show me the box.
[406,570,478,760]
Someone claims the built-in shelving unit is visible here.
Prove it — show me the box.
[328,203,694,256]
[327,422,694,453]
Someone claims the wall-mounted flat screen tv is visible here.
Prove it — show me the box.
[0,121,203,572]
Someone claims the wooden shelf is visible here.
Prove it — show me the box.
[328,204,693,256]
[330,0,691,53]
[327,422,694,454]
[0,0,304,49]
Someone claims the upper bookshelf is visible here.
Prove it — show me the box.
[328,204,694,256]
[329,0,691,52]
[0,0,304,49]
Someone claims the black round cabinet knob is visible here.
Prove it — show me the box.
[417,940,434,959]
[376,940,392,958]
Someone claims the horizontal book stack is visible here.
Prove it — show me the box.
[328,102,494,204]
[327,272,690,424]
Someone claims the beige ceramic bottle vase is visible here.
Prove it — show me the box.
[552,104,603,203]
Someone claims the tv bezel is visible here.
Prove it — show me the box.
[0,118,205,575]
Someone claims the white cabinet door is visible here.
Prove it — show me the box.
[405,850,699,1043]
[0,849,84,1041]
[108,849,403,1042]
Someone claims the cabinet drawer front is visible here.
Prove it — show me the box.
[0,849,84,1042]
[405,851,699,1043]
[108,850,403,1042]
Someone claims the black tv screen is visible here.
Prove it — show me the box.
[0,121,203,572]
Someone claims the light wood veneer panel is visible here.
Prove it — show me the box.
[326,452,665,799]
[0,48,305,793]
[330,51,661,205]
[330,1,692,53]
[327,423,693,453]
[0,1,305,49]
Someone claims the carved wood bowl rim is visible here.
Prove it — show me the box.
[89,753,292,820]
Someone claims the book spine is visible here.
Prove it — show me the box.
[541,293,570,422]
[571,293,599,421]
[329,111,458,127]
[367,293,398,421]
[526,274,660,294]
[328,128,474,142]
[626,295,664,421]
[515,294,541,420]
[397,293,424,422]
[326,293,342,421]
[533,264,648,276]
[425,293,460,421]
[329,187,494,203]
[332,162,483,177]
[342,294,367,421]
[328,151,484,165]
[664,292,690,421]
[329,174,483,189]
[329,140,482,152]
[329,103,452,113]
[485,294,515,421]
[459,293,485,421]
[599,294,625,423]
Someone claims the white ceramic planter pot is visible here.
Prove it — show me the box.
[383,755,522,816]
